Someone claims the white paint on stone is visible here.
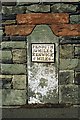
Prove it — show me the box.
[28,63,58,103]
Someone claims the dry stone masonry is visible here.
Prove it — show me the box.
[0,1,80,107]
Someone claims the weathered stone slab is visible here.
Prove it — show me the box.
[1,64,26,75]
[70,15,80,24]
[51,3,77,13]
[26,5,50,12]
[74,71,80,85]
[0,75,12,80]
[5,25,35,36]
[60,45,74,59]
[50,24,80,36]
[12,49,26,63]
[2,6,26,15]
[17,13,69,24]
[1,41,26,49]
[0,75,12,89]
[2,14,16,20]
[59,85,79,104]
[59,70,74,85]
[60,37,80,44]
[60,59,78,70]
[12,75,26,89]
[10,36,26,41]
[2,89,26,105]
[0,50,12,63]
[74,46,80,58]
[27,25,59,104]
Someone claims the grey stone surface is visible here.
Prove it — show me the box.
[60,59,79,70]
[26,5,50,12]
[1,42,26,49]
[59,85,79,104]
[2,6,26,15]
[1,64,26,75]
[0,75,12,80]
[2,89,26,105]
[0,75,12,89]
[51,3,77,13]
[75,46,80,58]
[59,70,74,85]
[60,45,74,59]
[70,15,80,24]
[12,49,26,63]
[27,25,59,104]
[28,25,59,43]
[12,75,26,89]
[0,50,12,63]
[74,71,80,85]
[60,37,80,44]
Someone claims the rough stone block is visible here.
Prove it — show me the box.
[60,36,80,44]
[26,5,50,12]
[59,85,80,104]
[2,2,16,6]
[2,89,26,105]
[59,70,74,85]
[2,14,16,20]
[2,6,12,15]
[60,45,74,59]
[0,50,12,63]
[10,36,26,41]
[12,75,26,89]
[0,75,12,80]
[74,71,80,85]
[1,41,26,49]
[1,64,26,75]
[74,46,80,58]
[51,3,77,13]
[2,6,27,15]
[17,13,69,24]
[70,15,80,24]
[0,75,12,89]
[76,59,80,71]
[60,59,78,70]
[12,49,26,63]
[5,25,35,36]
[50,24,80,36]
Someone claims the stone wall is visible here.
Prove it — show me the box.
[0,1,80,107]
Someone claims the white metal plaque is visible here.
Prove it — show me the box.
[32,44,55,62]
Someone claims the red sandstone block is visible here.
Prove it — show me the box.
[50,24,80,36]
[5,24,80,36]
[5,25,35,36]
[16,13,69,25]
